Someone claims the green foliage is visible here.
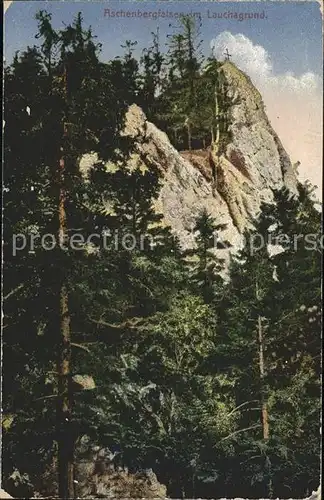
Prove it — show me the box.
[140,29,164,120]
[2,9,321,500]
[184,208,229,303]
[215,185,321,497]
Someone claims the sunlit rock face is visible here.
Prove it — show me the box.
[82,61,297,254]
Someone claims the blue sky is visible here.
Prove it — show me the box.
[4,1,323,78]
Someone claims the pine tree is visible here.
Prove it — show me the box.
[122,293,236,499]
[262,185,321,496]
[216,213,277,497]
[184,208,229,303]
[202,57,239,189]
[216,185,321,497]
[140,29,164,120]
[118,40,140,106]
[3,11,131,497]
[163,16,203,150]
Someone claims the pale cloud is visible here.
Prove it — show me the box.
[211,32,323,199]
[211,32,273,81]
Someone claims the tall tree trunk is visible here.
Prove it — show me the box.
[57,67,75,499]
[257,314,269,440]
[256,279,272,497]
[57,281,74,498]
[187,122,192,151]
[211,127,215,144]
[214,81,220,151]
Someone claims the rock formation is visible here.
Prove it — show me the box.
[73,436,167,499]
[80,61,298,253]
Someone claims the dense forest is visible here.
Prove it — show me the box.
[2,11,321,499]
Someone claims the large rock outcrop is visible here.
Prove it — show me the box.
[81,61,297,251]
[74,437,167,499]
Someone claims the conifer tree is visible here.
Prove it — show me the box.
[140,29,164,120]
[3,11,131,497]
[163,16,203,150]
[185,208,229,303]
[262,185,321,495]
[3,11,321,500]
[119,40,140,105]
[216,185,321,497]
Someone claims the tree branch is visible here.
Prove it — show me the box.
[71,342,91,353]
[218,424,261,444]
[34,394,57,402]
[227,400,259,417]
[4,284,24,301]
[88,316,143,330]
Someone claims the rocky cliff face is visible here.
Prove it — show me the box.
[81,61,297,251]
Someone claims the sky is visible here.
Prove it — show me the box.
[4,0,323,197]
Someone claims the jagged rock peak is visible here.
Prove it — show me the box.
[221,61,297,195]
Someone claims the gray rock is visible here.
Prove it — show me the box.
[73,437,167,499]
[80,62,297,256]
